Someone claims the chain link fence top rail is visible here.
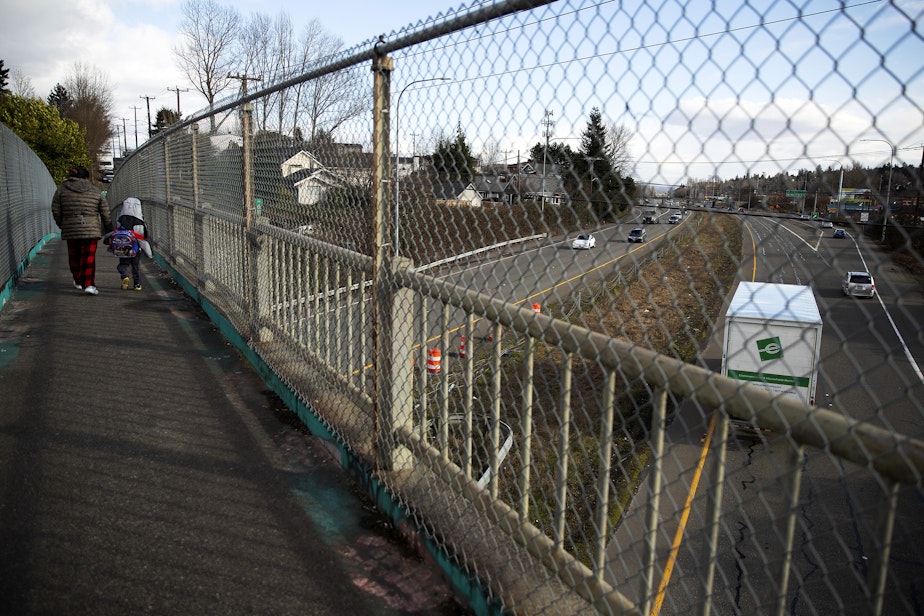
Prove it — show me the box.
[1,123,57,305]
[108,1,924,614]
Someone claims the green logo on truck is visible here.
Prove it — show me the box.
[757,336,782,361]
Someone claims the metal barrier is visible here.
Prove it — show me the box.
[0,123,58,308]
[103,1,923,614]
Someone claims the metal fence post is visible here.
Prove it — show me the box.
[371,47,394,469]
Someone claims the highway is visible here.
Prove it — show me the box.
[604,212,924,615]
[312,206,924,613]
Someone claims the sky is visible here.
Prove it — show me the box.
[2,0,923,186]
[1,0,468,145]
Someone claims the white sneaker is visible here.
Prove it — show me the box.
[73,281,82,290]
[84,285,99,295]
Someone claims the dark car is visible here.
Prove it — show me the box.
[833,228,846,238]
[101,171,114,183]
[628,228,647,243]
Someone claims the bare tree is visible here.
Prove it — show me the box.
[62,61,114,160]
[10,68,36,98]
[239,11,297,132]
[174,0,241,131]
[607,122,633,176]
[606,122,633,176]
[291,21,365,142]
[479,137,502,169]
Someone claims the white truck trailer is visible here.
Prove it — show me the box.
[721,281,823,408]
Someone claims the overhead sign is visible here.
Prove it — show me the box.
[786,190,807,197]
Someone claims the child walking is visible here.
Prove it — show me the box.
[112,197,152,291]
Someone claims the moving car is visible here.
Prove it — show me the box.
[842,271,875,298]
[833,228,847,239]
[819,220,833,228]
[627,228,647,243]
[668,214,681,224]
[101,171,114,183]
[571,233,596,250]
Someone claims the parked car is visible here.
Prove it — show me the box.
[571,233,596,250]
[833,228,847,239]
[668,214,681,224]
[820,220,833,228]
[842,271,875,298]
[627,228,647,243]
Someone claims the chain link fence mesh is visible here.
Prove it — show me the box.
[0,123,58,306]
[102,1,923,614]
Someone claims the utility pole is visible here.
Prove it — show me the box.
[914,143,923,222]
[121,117,129,153]
[228,73,262,97]
[129,106,141,149]
[167,85,189,116]
[540,108,554,216]
[139,95,156,138]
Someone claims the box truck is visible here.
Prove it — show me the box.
[721,282,823,408]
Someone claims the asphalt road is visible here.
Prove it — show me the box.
[604,212,924,615]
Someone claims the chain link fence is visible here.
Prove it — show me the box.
[105,1,923,613]
[0,123,58,309]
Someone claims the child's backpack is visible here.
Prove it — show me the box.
[107,227,139,258]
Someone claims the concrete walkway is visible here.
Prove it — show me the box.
[0,241,467,615]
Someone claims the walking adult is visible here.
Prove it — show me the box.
[51,165,112,295]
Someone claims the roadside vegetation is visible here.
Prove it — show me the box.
[434,213,743,567]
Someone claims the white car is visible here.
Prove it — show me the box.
[842,271,875,298]
[572,233,596,249]
[668,214,681,224]
[820,220,834,228]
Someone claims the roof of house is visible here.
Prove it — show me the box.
[433,181,478,200]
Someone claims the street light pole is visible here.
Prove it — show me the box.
[394,77,450,256]
[862,138,896,242]
[825,159,844,217]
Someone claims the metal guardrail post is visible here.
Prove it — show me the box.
[190,124,205,290]
[642,386,667,614]
[381,257,416,469]
[554,353,573,550]
[519,333,536,520]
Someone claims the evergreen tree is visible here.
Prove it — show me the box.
[47,84,72,117]
[151,107,180,135]
[0,60,9,95]
[570,106,635,220]
[432,124,476,182]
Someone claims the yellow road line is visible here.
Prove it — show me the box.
[651,217,757,613]
[651,413,716,615]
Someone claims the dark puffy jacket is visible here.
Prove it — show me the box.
[51,178,112,240]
